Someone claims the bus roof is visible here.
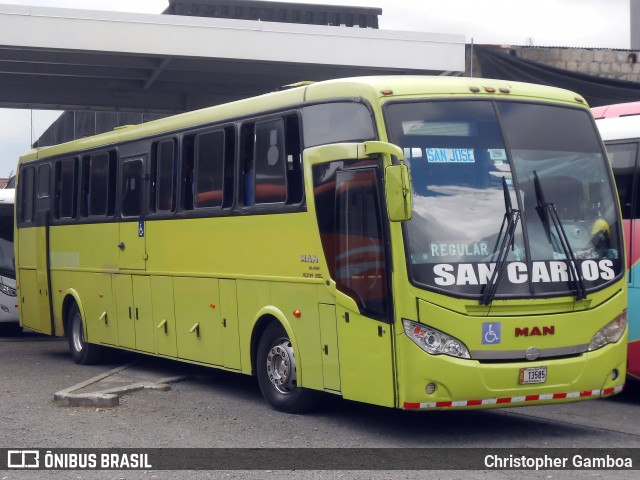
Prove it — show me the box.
[0,188,15,205]
[20,75,588,163]
[591,101,640,119]
[595,115,640,142]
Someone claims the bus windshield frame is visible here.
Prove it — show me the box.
[384,98,623,301]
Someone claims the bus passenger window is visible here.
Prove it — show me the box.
[121,158,144,218]
[55,158,77,219]
[254,119,286,204]
[19,166,35,224]
[182,137,195,211]
[240,124,255,206]
[87,152,116,217]
[194,131,224,208]
[37,164,50,199]
[607,142,638,219]
[152,140,176,213]
[285,115,303,204]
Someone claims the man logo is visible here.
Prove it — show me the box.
[515,326,555,337]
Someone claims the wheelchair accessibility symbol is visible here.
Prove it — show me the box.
[482,322,501,345]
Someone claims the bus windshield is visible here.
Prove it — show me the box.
[0,202,15,280]
[385,100,622,299]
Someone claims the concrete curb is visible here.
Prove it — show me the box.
[53,363,189,408]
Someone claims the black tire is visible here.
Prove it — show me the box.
[67,303,103,365]
[256,322,319,413]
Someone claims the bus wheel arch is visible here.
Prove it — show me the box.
[64,296,103,365]
[251,314,319,413]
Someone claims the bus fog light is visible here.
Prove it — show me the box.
[425,383,437,395]
[610,369,619,381]
[403,319,470,359]
[588,312,627,351]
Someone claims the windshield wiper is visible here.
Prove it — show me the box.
[533,171,587,301]
[481,177,520,305]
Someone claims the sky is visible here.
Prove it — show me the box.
[0,0,632,177]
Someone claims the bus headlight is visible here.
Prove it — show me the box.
[0,283,17,297]
[403,319,470,359]
[588,312,627,351]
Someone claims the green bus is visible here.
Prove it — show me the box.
[15,76,627,412]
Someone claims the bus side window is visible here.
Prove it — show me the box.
[194,130,225,209]
[240,123,255,206]
[36,163,51,220]
[55,157,77,219]
[19,166,35,224]
[285,115,303,204]
[313,159,388,320]
[121,158,144,218]
[182,136,195,211]
[335,167,389,320]
[607,142,639,219]
[86,151,116,217]
[151,139,176,213]
[254,119,286,204]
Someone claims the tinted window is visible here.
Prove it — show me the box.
[302,102,375,148]
[152,140,176,213]
[86,152,116,217]
[20,167,34,224]
[254,119,286,204]
[241,116,303,207]
[56,158,77,219]
[37,164,50,199]
[0,203,14,278]
[606,142,638,219]
[195,131,225,208]
[121,158,144,218]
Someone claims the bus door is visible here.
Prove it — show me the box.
[113,155,154,352]
[332,167,395,407]
[118,156,147,270]
[29,163,54,334]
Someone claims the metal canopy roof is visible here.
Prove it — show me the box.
[0,3,465,115]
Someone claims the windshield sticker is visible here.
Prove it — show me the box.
[482,322,501,345]
[432,259,616,287]
[426,148,475,163]
[429,242,489,258]
[489,149,507,161]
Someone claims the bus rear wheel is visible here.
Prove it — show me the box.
[67,303,103,365]
[256,322,319,413]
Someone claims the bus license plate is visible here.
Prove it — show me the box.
[519,366,547,385]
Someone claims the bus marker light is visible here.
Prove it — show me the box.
[484,87,496,93]
[381,90,393,96]
[425,383,436,395]
[611,369,619,380]
[210,303,216,309]
[499,88,510,94]
[99,293,103,298]
[293,310,302,318]
[469,86,480,93]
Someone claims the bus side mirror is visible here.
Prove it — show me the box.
[385,164,412,222]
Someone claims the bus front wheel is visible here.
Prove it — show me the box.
[256,322,318,413]
[67,303,103,365]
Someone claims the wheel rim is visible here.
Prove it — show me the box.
[71,312,84,353]
[265,337,297,395]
